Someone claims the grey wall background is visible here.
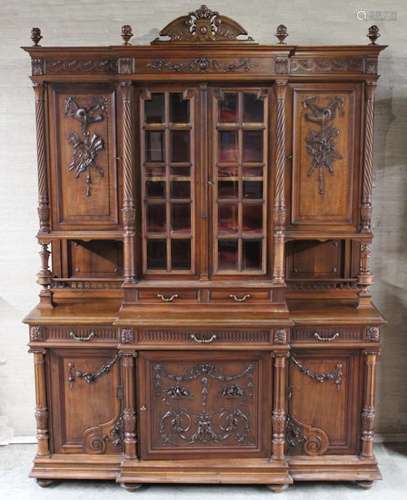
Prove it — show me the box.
[0,0,406,441]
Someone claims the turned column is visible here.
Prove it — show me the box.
[121,352,137,459]
[33,82,50,234]
[30,348,50,456]
[361,350,379,458]
[120,81,137,283]
[272,352,288,460]
[360,81,377,233]
[37,241,53,309]
[272,80,288,285]
[357,241,373,308]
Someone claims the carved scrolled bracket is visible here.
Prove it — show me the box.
[290,356,343,390]
[82,412,124,454]
[303,95,344,195]
[286,415,329,456]
[67,353,120,385]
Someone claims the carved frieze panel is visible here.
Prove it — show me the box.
[47,58,116,74]
[145,57,257,73]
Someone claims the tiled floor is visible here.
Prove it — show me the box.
[0,444,406,499]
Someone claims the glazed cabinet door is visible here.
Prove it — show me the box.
[48,349,122,454]
[138,351,271,459]
[290,83,362,231]
[287,349,361,456]
[48,84,119,230]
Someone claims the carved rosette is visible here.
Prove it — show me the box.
[302,96,344,195]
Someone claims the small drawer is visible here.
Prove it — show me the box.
[30,325,116,343]
[138,290,198,304]
[210,290,270,303]
[292,327,363,344]
[138,329,272,345]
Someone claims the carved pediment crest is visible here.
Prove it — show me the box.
[152,4,255,44]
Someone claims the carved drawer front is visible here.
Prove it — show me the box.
[138,289,198,304]
[287,349,361,456]
[138,329,272,346]
[290,83,362,229]
[49,84,119,230]
[49,349,122,454]
[210,290,270,303]
[31,325,116,343]
[138,351,271,459]
[292,327,363,344]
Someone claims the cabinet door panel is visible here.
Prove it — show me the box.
[49,349,122,454]
[138,351,271,459]
[49,84,118,229]
[288,349,361,455]
[291,84,361,228]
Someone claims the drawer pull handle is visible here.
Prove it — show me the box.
[157,293,179,303]
[69,330,96,342]
[190,334,217,344]
[229,294,251,303]
[314,332,340,342]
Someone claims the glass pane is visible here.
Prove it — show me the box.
[171,181,190,199]
[218,181,238,199]
[218,165,238,177]
[243,130,263,162]
[171,239,191,270]
[218,239,238,270]
[243,240,262,270]
[145,93,165,123]
[146,181,165,198]
[147,204,166,232]
[147,239,166,269]
[171,130,190,162]
[219,131,238,161]
[218,204,238,233]
[243,181,263,199]
[170,93,189,123]
[170,166,191,176]
[243,204,263,232]
[146,131,164,162]
[243,166,263,177]
[171,203,190,232]
[243,93,264,122]
[145,165,165,177]
[219,93,238,122]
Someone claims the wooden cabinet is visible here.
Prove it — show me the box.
[48,349,122,454]
[138,351,270,458]
[24,4,385,493]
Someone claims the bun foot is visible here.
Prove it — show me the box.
[120,483,143,492]
[267,484,289,493]
[356,480,374,489]
[36,479,57,488]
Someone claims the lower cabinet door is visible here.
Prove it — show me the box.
[138,351,271,459]
[287,349,361,456]
[48,349,122,454]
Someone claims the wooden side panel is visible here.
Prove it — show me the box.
[288,349,361,455]
[49,349,122,454]
[49,84,118,229]
[138,351,271,459]
[68,240,123,278]
[291,84,361,228]
[286,240,344,279]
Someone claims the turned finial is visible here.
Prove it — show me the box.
[367,25,380,45]
[275,25,288,45]
[121,25,133,45]
[31,27,42,47]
